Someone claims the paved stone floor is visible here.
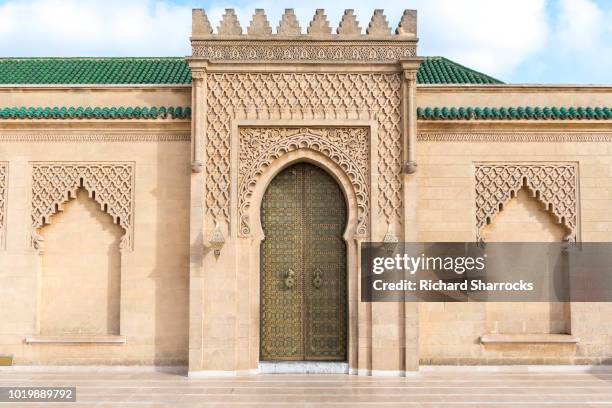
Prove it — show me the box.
[1,369,612,407]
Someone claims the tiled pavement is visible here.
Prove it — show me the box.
[1,368,612,407]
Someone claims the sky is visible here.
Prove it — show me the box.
[0,0,610,84]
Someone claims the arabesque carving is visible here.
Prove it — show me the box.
[0,163,6,249]
[191,41,416,62]
[238,127,369,237]
[475,163,578,242]
[31,163,135,251]
[205,73,402,228]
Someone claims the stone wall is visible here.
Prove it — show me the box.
[415,129,612,364]
[0,88,192,364]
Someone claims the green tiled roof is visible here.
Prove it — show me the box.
[0,106,191,119]
[417,57,503,85]
[418,106,612,120]
[0,56,502,85]
[0,58,191,85]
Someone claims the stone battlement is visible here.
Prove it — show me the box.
[192,8,417,39]
[190,9,418,62]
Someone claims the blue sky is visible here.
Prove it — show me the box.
[0,0,610,84]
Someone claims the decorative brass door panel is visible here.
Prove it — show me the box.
[261,163,347,361]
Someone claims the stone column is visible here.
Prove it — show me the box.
[400,60,421,174]
[191,73,205,172]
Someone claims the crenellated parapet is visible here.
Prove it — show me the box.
[190,8,418,63]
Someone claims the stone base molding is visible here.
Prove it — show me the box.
[475,162,578,242]
[30,162,135,251]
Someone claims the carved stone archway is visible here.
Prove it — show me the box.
[238,127,370,238]
[475,163,578,242]
[30,162,135,251]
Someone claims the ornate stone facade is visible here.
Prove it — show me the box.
[0,7,610,374]
[238,127,370,237]
[30,162,135,251]
[191,8,417,62]
[204,73,402,227]
[475,163,578,242]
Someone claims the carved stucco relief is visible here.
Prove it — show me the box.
[238,127,369,237]
[30,162,135,251]
[205,73,402,229]
[192,41,416,62]
[0,163,6,249]
[475,163,578,242]
[419,132,612,142]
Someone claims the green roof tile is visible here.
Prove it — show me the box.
[417,106,612,120]
[0,106,191,119]
[0,56,502,85]
[417,57,503,85]
[0,58,192,85]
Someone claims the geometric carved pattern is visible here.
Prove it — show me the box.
[31,162,135,251]
[238,127,369,237]
[206,73,401,228]
[419,132,612,142]
[0,163,6,249]
[192,41,416,62]
[260,163,347,360]
[475,163,578,242]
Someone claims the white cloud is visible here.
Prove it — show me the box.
[0,0,609,83]
[0,0,193,56]
[413,0,550,79]
[556,0,606,50]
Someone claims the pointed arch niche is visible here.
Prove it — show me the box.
[475,162,579,340]
[30,162,135,251]
[475,163,579,242]
[27,162,134,341]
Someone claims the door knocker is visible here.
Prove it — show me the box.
[313,268,323,289]
[284,268,296,289]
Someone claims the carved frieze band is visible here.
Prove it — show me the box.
[419,132,612,142]
[0,163,6,249]
[238,127,369,237]
[192,41,416,62]
[0,134,189,142]
[205,72,402,228]
[30,162,135,251]
[475,163,578,242]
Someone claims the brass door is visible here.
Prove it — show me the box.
[260,163,347,361]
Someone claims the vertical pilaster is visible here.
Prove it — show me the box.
[401,60,422,373]
[188,69,206,374]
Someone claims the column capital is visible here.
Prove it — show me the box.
[191,71,207,81]
[399,57,423,83]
